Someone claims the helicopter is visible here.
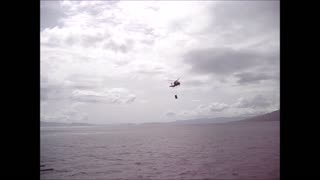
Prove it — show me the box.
[169,78,181,88]
[168,78,181,99]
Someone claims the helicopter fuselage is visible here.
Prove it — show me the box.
[169,81,180,87]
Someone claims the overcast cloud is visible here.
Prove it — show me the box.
[41,0,279,124]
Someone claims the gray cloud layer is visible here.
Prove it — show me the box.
[235,95,272,109]
[41,1,66,30]
[235,72,275,85]
[208,1,279,41]
[184,48,260,75]
[41,1,279,123]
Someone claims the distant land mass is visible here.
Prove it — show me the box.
[41,121,94,127]
[232,110,279,123]
[41,110,279,126]
[171,110,279,124]
[171,116,245,124]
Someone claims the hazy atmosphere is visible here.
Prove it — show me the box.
[41,0,279,124]
[41,1,280,179]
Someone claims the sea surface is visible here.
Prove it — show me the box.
[41,121,279,179]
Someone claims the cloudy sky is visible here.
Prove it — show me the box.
[41,0,279,124]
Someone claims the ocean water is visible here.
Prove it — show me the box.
[41,121,279,179]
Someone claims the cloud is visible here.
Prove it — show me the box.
[174,95,277,120]
[208,103,229,112]
[103,39,135,53]
[174,102,230,119]
[71,88,137,104]
[41,1,279,123]
[40,76,70,101]
[235,72,275,85]
[41,73,106,102]
[81,33,106,48]
[41,1,66,30]
[197,102,229,113]
[183,79,207,87]
[41,102,88,123]
[65,74,105,90]
[184,48,260,76]
[165,111,176,117]
[178,110,197,118]
[124,94,136,104]
[183,46,279,87]
[71,90,106,103]
[128,61,169,77]
[233,95,272,109]
[206,1,279,44]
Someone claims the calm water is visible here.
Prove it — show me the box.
[41,121,279,179]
